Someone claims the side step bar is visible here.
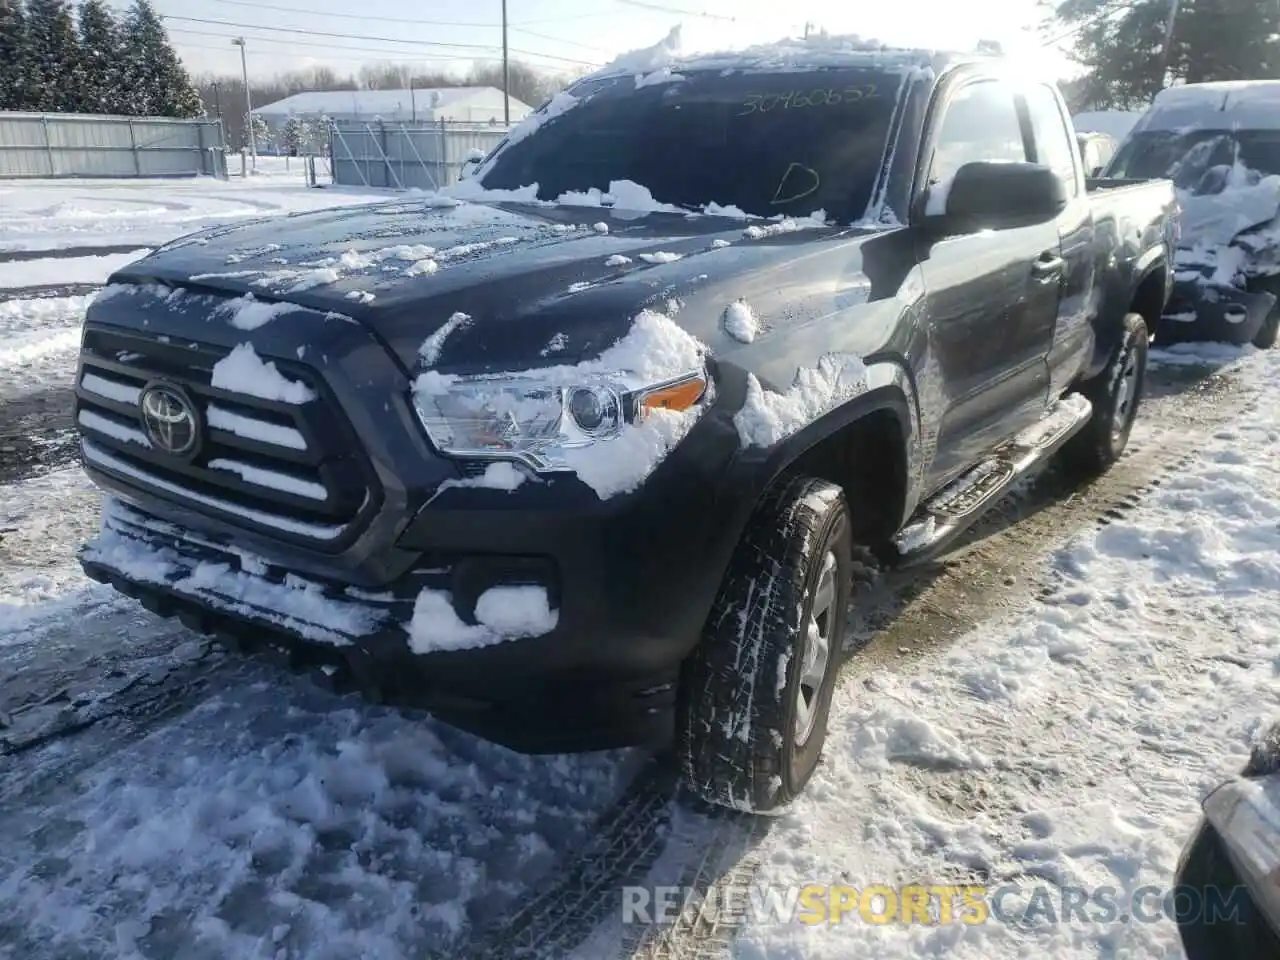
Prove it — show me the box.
[891,394,1093,567]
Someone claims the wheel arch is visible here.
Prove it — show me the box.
[717,376,918,552]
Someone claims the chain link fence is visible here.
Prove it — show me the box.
[326,119,510,191]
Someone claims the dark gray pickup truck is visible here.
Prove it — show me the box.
[74,43,1176,812]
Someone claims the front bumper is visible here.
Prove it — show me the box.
[81,464,734,753]
[1160,275,1275,345]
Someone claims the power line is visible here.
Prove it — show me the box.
[1038,0,1153,48]
[158,14,600,66]
[167,28,509,65]
[508,26,613,55]
[165,0,619,40]
[613,0,739,23]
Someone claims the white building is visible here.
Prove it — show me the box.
[254,86,533,134]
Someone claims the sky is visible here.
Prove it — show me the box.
[137,0,1080,84]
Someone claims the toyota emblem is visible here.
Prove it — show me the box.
[139,383,201,457]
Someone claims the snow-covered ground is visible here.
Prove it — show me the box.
[727,344,1280,958]
[0,158,374,255]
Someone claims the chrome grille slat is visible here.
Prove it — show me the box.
[75,328,379,549]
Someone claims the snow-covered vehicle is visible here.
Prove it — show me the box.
[73,40,1176,813]
[1104,81,1280,348]
[1077,131,1116,176]
[1174,722,1280,958]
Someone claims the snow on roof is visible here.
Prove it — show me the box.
[1154,79,1280,105]
[590,29,940,82]
[1135,81,1280,133]
[254,87,530,117]
[1072,110,1144,141]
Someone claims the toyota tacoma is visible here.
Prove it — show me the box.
[74,42,1177,812]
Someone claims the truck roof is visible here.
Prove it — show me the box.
[585,28,975,84]
[1137,80,1280,133]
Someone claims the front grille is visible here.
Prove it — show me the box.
[75,327,380,551]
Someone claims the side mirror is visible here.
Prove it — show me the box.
[458,149,486,181]
[924,161,1067,231]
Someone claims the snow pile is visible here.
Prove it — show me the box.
[635,67,686,89]
[0,250,151,291]
[208,459,327,501]
[734,354,869,447]
[210,343,316,404]
[637,251,683,264]
[408,585,558,654]
[737,348,1280,958]
[206,405,306,449]
[556,180,685,215]
[605,255,633,266]
[419,312,472,366]
[0,294,94,373]
[603,25,683,76]
[723,299,760,343]
[215,294,296,331]
[743,211,828,239]
[83,500,377,645]
[411,310,708,499]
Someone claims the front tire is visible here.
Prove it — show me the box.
[1061,312,1148,478]
[677,476,852,814]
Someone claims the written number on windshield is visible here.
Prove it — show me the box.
[738,86,880,116]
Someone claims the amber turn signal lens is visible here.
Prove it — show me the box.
[640,376,706,414]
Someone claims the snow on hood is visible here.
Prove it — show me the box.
[1177,162,1280,249]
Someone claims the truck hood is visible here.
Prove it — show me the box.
[109,197,825,374]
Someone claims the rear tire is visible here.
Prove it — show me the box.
[1252,304,1279,349]
[1061,312,1148,478]
[677,476,852,814]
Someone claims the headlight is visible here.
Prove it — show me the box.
[411,369,709,472]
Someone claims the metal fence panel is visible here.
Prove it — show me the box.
[328,120,510,192]
[0,112,227,179]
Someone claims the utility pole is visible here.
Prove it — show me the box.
[804,21,813,38]
[232,37,256,170]
[501,0,510,125]
[211,80,226,154]
[1156,0,1181,93]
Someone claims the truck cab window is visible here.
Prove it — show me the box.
[1024,83,1079,195]
[929,80,1027,187]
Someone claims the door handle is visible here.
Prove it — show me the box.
[1032,254,1065,278]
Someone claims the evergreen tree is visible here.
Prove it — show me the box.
[24,0,82,112]
[0,0,29,111]
[280,115,311,156]
[121,0,202,117]
[1049,0,1280,109]
[243,111,269,151]
[77,0,123,114]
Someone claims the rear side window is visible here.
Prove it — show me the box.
[1024,83,1079,195]
[928,80,1027,187]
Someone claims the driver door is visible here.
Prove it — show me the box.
[916,77,1062,490]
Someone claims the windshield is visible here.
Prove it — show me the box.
[478,67,902,223]
[1107,128,1280,193]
